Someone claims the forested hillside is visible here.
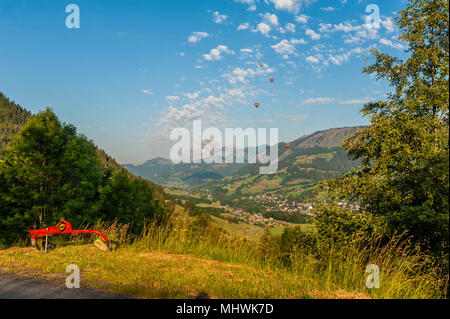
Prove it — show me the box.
[0,93,171,247]
[0,93,32,150]
[126,158,246,187]
[199,127,362,201]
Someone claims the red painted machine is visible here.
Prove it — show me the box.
[29,218,113,253]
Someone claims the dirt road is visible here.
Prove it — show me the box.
[0,273,131,299]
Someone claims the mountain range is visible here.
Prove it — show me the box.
[126,127,364,199]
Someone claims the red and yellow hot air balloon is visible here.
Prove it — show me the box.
[259,62,264,67]
[254,102,260,108]
[284,142,290,149]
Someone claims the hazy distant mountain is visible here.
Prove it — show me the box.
[126,126,364,191]
[125,158,246,187]
[197,127,364,200]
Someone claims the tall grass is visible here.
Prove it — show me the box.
[135,214,261,266]
[129,212,446,299]
[290,234,445,298]
[18,213,443,298]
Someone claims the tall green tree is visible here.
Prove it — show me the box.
[0,108,103,237]
[324,0,449,256]
[96,170,167,234]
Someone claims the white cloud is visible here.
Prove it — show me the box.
[264,13,279,26]
[305,55,319,63]
[226,88,246,99]
[295,14,309,23]
[319,21,359,33]
[328,54,349,65]
[223,66,274,84]
[271,39,296,57]
[237,22,250,30]
[184,92,200,100]
[285,23,296,33]
[301,97,334,104]
[339,97,375,105]
[379,38,405,50]
[327,47,364,66]
[166,96,180,103]
[291,114,309,121]
[381,17,395,33]
[254,22,271,36]
[277,113,309,122]
[188,32,209,44]
[320,6,335,11]
[271,38,306,58]
[269,0,316,14]
[290,38,306,44]
[213,11,228,24]
[234,0,257,11]
[141,89,153,95]
[305,28,320,40]
[334,22,359,32]
[203,45,235,61]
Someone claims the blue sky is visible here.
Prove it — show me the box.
[0,0,408,164]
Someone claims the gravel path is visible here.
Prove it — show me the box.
[0,273,131,299]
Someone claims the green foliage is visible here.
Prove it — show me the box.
[0,93,32,152]
[0,107,168,246]
[0,108,103,236]
[314,204,386,245]
[189,214,212,235]
[279,226,317,263]
[262,211,311,224]
[259,227,279,261]
[321,0,449,257]
[96,169,167,234]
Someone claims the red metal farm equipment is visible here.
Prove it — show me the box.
[29,218,116,253]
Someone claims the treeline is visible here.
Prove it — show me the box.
[262,211,311,224]
[0,107,168,247]
[0,93,32,151]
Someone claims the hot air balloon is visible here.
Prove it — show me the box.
[284,142,290,149]
[270,78,274,83]
[254,102,260,108]
[259,62,264,67]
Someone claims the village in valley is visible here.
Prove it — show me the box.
[172,189,360,229]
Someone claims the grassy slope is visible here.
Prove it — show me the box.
[209,215,264,241]
[0,246,369,299]
[0,208,442,300]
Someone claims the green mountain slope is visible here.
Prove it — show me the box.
[125,158,246,187]
[0,93,32,150]
[199,127,363,201]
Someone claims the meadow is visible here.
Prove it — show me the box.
[0,210,445,299]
